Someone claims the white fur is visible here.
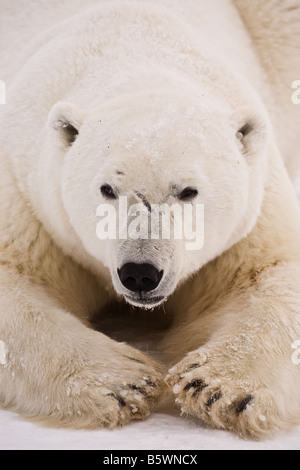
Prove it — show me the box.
[1,0,300,438]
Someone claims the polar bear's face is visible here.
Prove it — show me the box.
[46,94,268,309]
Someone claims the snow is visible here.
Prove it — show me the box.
[1,406,300,450]
[130,404,139,414]
[258,414,266,423]
[172,384,182,394]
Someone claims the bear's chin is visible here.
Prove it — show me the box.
[124,294,166,309]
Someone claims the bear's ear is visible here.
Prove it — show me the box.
[48,101,85,147]
[232,107,269,158]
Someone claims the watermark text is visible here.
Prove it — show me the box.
[96,197,204,251]
[292,340,300,365]
[291,80,300,104]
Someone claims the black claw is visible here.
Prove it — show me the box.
[206,391,222,407]
[181,364,201,378]
[108,393,126,407]
[146,380,156,388]
[236,395,253,413]
[192,382,209,397]
[184,379,206,391]
[128,384,147,396]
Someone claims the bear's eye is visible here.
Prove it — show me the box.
[178,188,198,201]
[101,184,117,199]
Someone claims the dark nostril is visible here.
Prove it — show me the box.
[118,263,163,293]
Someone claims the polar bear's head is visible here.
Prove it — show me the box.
[43,91,268,309]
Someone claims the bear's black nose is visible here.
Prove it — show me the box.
[118,263,163,293]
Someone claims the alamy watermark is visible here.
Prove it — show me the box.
[96,196,204,251]
[0,80,5,104]
[292,340,300,365]
[291,80,300,104]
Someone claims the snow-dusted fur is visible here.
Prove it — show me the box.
[1,0,300,439]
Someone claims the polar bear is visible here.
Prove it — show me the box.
[1,0,300,439]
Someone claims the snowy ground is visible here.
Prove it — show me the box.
[1,405,300,450]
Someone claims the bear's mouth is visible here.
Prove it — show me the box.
[124,294,165,308]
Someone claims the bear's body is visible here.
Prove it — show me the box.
[1,0,300,438]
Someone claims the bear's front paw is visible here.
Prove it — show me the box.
[40,345,165,429]
[165,349,283,439]
[62,371,163,429]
